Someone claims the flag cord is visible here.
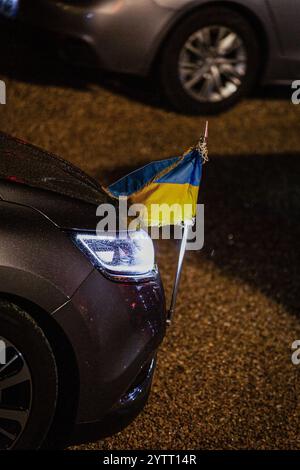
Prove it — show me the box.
[167,222,190,325]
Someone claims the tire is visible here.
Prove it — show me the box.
[0,300,58,449]
[160,7,261,114]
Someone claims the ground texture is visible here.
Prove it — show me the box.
[1,22,300,450]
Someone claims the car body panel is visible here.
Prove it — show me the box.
[0,132,110,229]
[153,0,300,82]
[0,200,94,312]
[16,0,175,75]
[0,180,103,230]
[53,269,166,424]
[0,132,167,431]
[266,0,300,76]
[8,0,300,82]
[0,131,108,205]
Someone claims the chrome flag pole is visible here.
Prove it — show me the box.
[167,221,191,324]
[167,122,208,325]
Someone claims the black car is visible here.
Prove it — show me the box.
[0,132,166,449]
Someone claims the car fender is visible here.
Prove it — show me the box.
[0,200,93,313]
[149,0,281,81]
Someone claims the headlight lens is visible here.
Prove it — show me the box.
[74,230,155,279]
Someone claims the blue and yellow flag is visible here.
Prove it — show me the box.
[106,139,207,226]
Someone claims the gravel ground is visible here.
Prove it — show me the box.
[1,22,300,450]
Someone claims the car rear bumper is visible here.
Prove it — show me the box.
[11,0,174,75]
[52,267,166,427]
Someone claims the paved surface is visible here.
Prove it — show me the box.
[1,22,300,450]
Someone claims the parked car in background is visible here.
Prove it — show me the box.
[0,0,299,114]
[0,132,166,449]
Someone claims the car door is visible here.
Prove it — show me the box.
[266,0,300,75]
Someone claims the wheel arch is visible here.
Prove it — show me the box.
[150,0,269,80]
[0,292,80,448]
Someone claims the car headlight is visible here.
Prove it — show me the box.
[74,230,156,280]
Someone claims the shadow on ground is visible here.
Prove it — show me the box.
[0,19,292,112]
[197,152,300,316]
[101,152,300,318]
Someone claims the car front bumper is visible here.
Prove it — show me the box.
[8,0,174,75]
[71,357,156,444]
[53,267,166,428]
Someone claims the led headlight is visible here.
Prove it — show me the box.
[74,230,156,280]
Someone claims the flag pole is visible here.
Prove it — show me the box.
[167,121,208,325]
[167,221,191,324]
[204,120,208,141]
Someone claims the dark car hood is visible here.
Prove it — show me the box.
[0,132,113,230]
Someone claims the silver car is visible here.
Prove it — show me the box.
[1,0,299,113]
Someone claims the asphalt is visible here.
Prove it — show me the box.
[1,22,300,450]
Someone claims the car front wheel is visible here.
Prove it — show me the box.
[0,301,58,449]
[160,7,261,114]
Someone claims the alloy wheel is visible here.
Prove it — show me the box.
[0,337,32,449]
[178,25,247,103]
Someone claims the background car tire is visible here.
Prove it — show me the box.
[0,300,58,449]
[160,7,261,114]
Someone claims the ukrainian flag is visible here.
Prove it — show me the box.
[105,140,207,226]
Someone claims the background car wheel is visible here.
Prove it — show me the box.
[160,7,261,114]
[0,300,58,449]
